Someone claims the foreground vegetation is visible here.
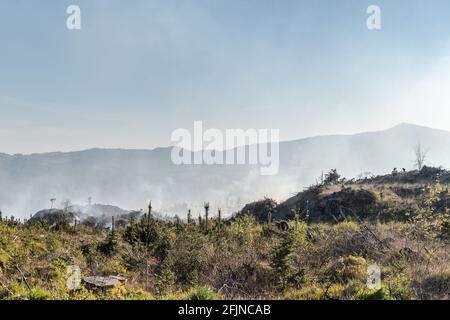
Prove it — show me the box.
[1,168,450,300]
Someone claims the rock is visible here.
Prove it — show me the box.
[30,209,80,226]
[82,275,127,289]
[236,198,278,222]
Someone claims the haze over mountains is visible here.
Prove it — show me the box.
[1,123,450,218]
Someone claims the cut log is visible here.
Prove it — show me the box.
[82,275,126,289]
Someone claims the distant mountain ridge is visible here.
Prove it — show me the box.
[1,123,450,217]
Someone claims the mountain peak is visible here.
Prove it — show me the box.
[387,122,440,132]
[390,122,423,129]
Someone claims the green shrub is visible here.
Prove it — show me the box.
[327,255,367,283]
[284,286,325,300]
[155,267,176,295]
[440,219,450,240]
[187,287,221,300]
[357,287,394,300]
[98,230,119,256]
[29,287,52,300]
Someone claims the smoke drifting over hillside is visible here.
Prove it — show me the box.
[2,123,450,218]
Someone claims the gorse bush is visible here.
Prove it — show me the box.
[326,255,367,283]
[187,287,221,300]
[28,287,52,300]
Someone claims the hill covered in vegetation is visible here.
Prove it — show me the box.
[1,167,450,300]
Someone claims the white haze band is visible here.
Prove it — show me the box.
[171,121,280,176]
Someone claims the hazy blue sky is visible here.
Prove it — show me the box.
[1,0,450,154]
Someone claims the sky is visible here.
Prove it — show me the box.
[1,0,450,154]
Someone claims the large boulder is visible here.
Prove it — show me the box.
[30,209,80,226]
[236,198,278,222]
[276,186,378,222]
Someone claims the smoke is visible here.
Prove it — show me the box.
[2,123,450,219]
[391,45,450,132]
